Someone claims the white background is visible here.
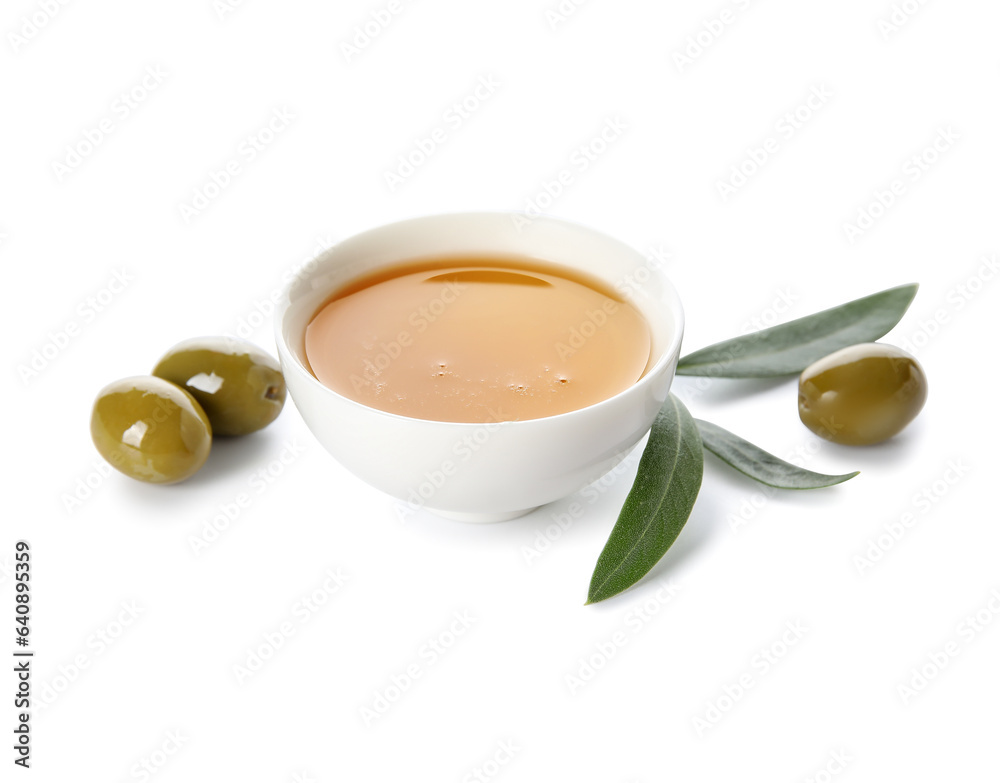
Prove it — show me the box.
[3,0,999,780]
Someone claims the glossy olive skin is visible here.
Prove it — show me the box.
[91,376,212,484]
[798,343,927,446]
[152,337,286,436]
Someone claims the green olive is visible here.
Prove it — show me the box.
[91,376,212,484]
[798,343,927,446]
[152,337,286,436]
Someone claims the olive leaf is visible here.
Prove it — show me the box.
[676,283,918,378]
[587,394,703,605]
[696,419,858,489]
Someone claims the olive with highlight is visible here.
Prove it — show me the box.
[152,337,286,436]
[91,376,212,484]
[798,343,927,446]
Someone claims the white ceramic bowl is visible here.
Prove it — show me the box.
[275,213,684,522]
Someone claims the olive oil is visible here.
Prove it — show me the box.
[304,256,651,423]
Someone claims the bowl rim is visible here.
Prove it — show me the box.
[274,211,685,429]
